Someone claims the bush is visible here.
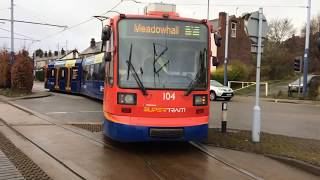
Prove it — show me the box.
[308,78,320,100]
[11,50,33,93]
[0,50,11,88]
[211,61,251,83]
[35,69,45,82]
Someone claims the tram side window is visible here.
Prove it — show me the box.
[48,69,55,78]
[92,63,100,80]
[106,31,114,86]
[83,65,89,81]
[99,61,105,81]
[60,68,66,80]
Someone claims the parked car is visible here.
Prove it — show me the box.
[288,75,320,93]
[210,80,234,101]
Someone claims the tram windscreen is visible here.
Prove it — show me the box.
[118,19,209,90]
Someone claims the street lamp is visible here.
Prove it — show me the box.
[302,0,311,97]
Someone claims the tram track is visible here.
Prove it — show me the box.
[2,101,165,180]
[3,100,262,180]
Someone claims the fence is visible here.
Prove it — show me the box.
[228,81,269,96]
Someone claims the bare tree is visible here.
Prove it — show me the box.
[301,14,320,36]
[267,18,296,45]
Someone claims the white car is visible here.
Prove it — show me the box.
[288,75,320,92]
[210,80,234,101]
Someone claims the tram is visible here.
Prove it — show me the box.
[44,53,105,100]
[101,3,215,141]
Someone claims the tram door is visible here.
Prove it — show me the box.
[45,67,56,90]
[55,68,60,90]
[70,66,81,93]
[58,67,68,91]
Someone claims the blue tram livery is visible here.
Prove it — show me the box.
[44,52,105,100]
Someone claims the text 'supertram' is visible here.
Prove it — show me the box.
[101,3,214,141]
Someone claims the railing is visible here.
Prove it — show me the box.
[228,81,269,96]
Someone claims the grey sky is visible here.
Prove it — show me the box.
[0,0,319,53]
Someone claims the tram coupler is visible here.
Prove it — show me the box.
[221,102,228,133]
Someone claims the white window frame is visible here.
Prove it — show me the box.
[231,22,237,38]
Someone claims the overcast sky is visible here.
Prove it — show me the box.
[0,0,319,53]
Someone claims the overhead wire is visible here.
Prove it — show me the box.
[0,27,36,40]
[38,0,123,42]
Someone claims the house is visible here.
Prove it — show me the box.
[33,49,79,69]
[80,38,105,58]
[210,12,252,65]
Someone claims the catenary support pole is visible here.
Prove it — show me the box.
[207,0,210,20]
[303,0,311,97]
[10,0,14,64]
[252,8,263,143]
[224,13,229,86]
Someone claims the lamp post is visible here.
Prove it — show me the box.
[302,0,311,97]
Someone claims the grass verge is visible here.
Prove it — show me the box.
[207,129,320,167]
[0,88,32,97]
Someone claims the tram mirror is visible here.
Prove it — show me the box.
[105,52,112,62]
[101,26,111,42]
[214,33,222,47]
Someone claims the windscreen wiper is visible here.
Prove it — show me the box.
[184,50,206,96]
[184,69,202,96]
[153,42,169,74]
[126,43,148,96]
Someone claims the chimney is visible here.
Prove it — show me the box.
[90,38,96,48]
[61,48,65,55]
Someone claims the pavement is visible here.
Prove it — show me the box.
[0,150,24,180]
[202,145,319,180]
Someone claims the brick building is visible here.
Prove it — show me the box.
[211,12,252,65]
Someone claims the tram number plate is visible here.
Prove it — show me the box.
[163,92,175,101]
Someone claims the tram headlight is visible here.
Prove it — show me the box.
[193,94,208,106]
[117,93,137,105]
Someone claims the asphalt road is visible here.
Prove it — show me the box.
[19,82,320,140]
[17,83,103,124]
[210,96,320,140]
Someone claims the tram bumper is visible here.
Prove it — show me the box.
[103,116,208,142]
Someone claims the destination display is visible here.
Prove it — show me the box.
[124,20,206,40]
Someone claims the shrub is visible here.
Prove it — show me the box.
[308,78,320,100]
[11,50,33,93]
[0,50,11,88]
[211,61,251,83]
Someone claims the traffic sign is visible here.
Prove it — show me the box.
[244,11,268,43]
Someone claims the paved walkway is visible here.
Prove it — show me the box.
[0,150,24,180]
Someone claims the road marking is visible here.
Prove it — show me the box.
[46,111,101,115]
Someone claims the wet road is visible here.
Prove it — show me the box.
[17,87,320,140]
[210,96,320,140]
[15,92,103,124]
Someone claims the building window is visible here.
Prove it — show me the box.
[231,22,237,38]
